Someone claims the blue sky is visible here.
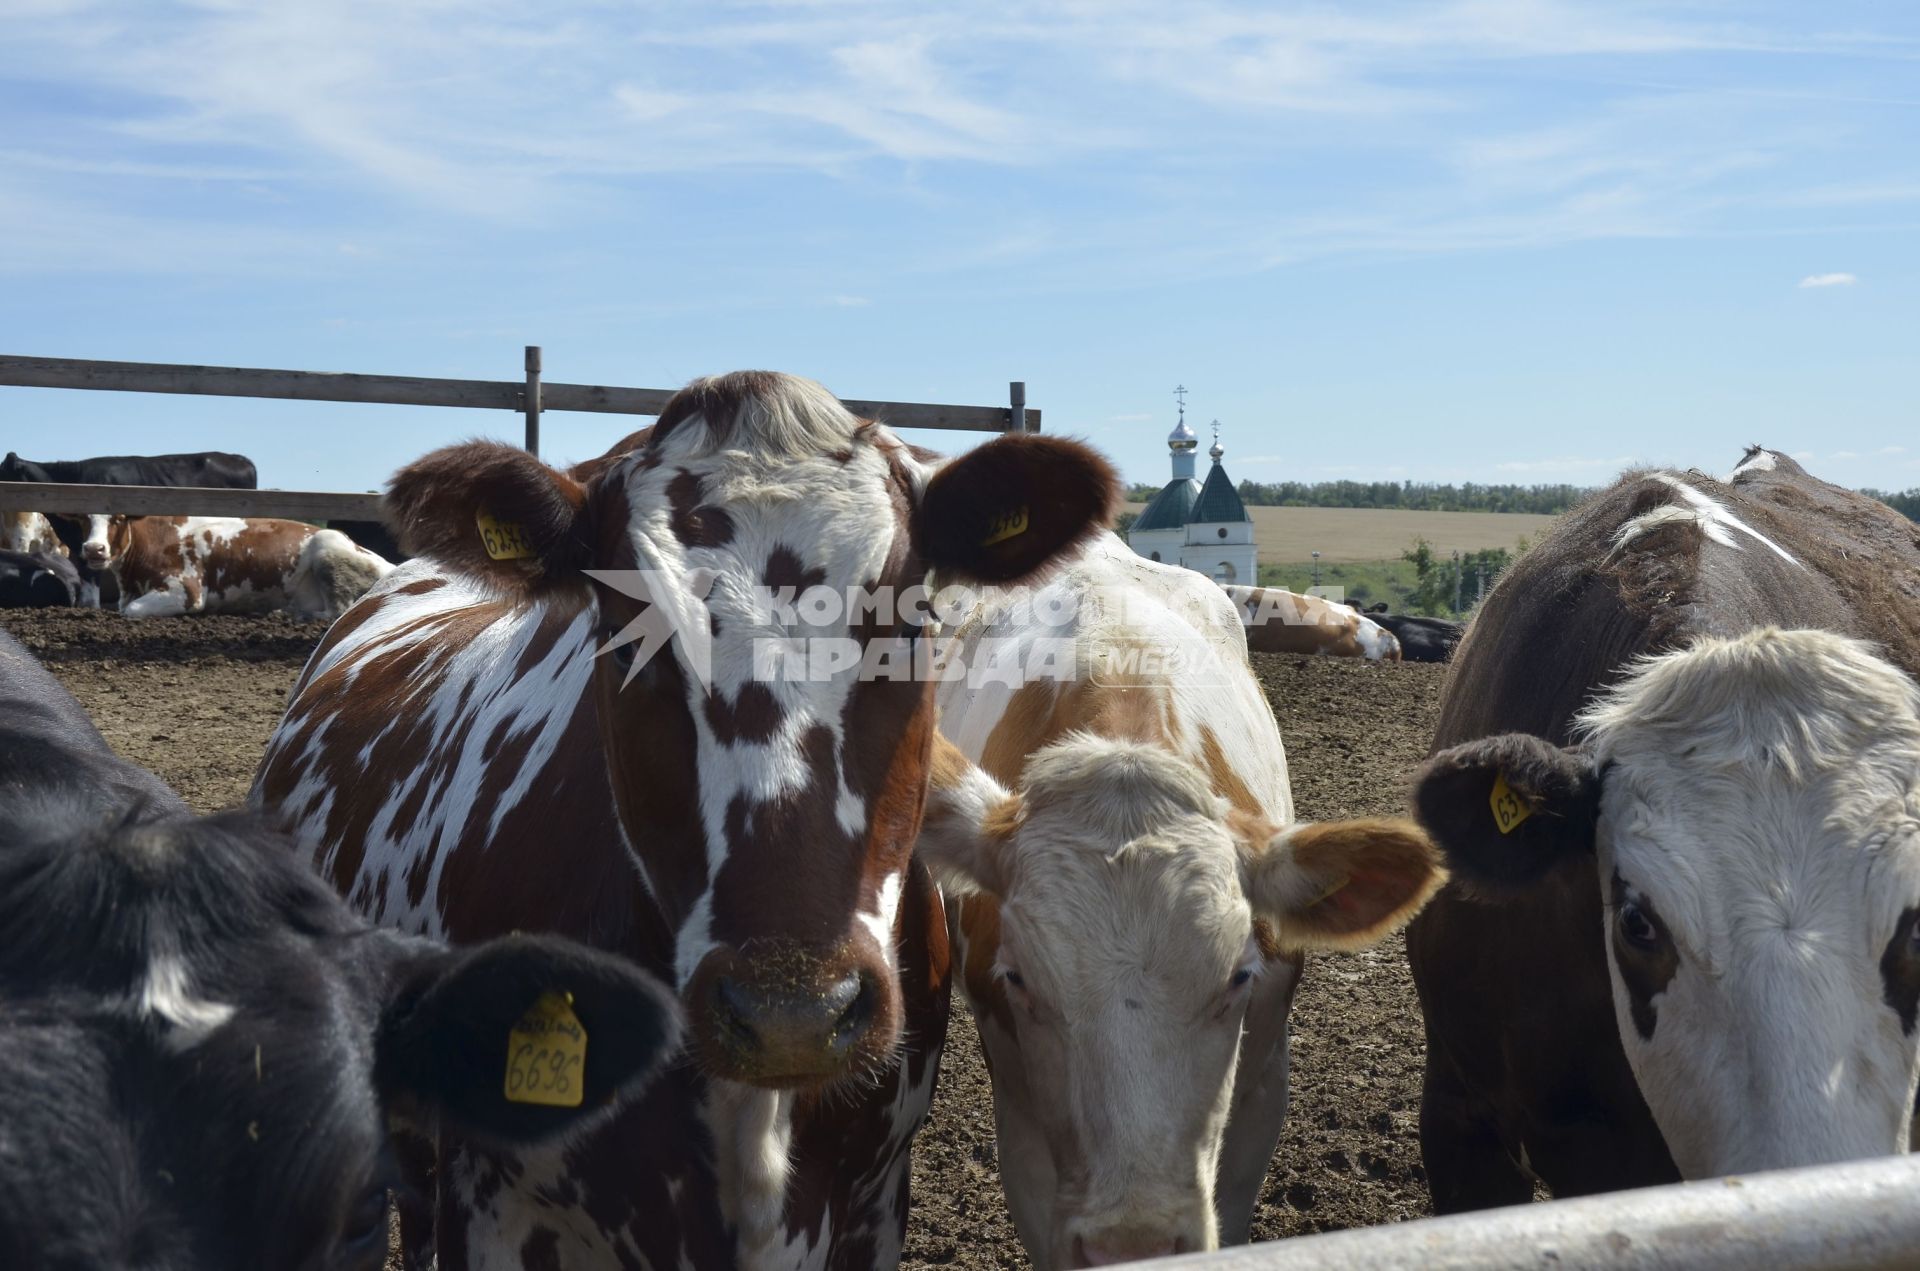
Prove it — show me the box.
[3,0,1916,493]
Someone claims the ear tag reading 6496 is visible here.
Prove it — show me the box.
[505,991,587,1108]
[1490,771,1535,835]
[476,510,535,562]
[980,505,1030,547]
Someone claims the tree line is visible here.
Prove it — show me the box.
[1125,479,1920,521]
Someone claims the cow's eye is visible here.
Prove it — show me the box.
[341,1183,388,1253]
[1001,968,1025,991]
[1228,967,1255,991]
[1618,900,1661,951]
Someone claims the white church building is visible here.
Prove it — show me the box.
[1126,403,1257,584]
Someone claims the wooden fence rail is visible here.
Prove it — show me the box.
[0,481,383,524]
[0,353,1038,437]
[1,348,1035,522]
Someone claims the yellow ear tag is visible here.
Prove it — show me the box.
[504,991,587,1108]
[1306,876,1349,908]
[980,506,1030,547]
[476,510,535,562]
[1490,771,1535,835]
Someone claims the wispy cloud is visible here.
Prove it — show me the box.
[1798,272,1859,287]
[1,0,1917,309]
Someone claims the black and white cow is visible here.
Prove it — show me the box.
[0,629,683,1270]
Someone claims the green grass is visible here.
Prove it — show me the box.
[1257,558,1421,608]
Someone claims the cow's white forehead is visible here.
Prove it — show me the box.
[1582,629,1920,951]
[999,738,1252,997]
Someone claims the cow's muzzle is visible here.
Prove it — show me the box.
[686,943,894,1087]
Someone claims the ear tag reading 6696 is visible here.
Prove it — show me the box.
[476,510,535,562]
[505,991,587,1108]
[980,505,1030,547]
[1490,771,1535,835]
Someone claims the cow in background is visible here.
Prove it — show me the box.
[0,626,682,1270]
[920,535,1444,1267]
[0,549,90,608]
[1222,584,1400,660]
[80,514,393,620]
[1,449,258,489]
[1,509,61,555]
[253,371,1121,1269]
[1408,449,1920,1210]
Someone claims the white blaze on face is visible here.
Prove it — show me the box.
[82,514,115,567]
[610,391,932,983]
[1581,628,1920,1178]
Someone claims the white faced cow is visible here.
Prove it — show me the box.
[79,514,393,620]
[919,534,1445,1267]
[1410,449,1920,1209]
[253,371,1119,1270]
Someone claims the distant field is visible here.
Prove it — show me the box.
[1121,504,1560,564]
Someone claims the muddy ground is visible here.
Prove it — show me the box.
[0,608,1445,1266]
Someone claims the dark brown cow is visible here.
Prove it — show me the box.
[1407,448,1920,1210]
[251,371,1119,1269]
[79,514,393,619]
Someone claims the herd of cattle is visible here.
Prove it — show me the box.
[3,374,1918,1271]
[0,448,396,618]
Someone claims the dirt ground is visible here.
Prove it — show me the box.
[0,608,1445,1266]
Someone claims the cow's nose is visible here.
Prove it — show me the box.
[1071,1231,1182,1267]
[708,969,875,1081]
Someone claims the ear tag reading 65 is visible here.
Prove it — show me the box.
[476,510,535,562]
[1490,771,1534,835]
[505,991,587,1108]
[980,506,1030,547]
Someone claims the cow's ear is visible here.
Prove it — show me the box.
[913,435,1119,584]
[916,736,1019,896]
[385,442,591,583]
[1412,733,1600,894]
[374,933,682,1145]
[1243,817,1446,952]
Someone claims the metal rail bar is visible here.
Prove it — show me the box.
[1152,1155,1920,1271]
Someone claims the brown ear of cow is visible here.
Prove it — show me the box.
[913,434,1119,584]
[1412,733,1600,895]
[386,442,591,584]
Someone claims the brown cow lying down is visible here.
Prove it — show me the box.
[1221,584,1401,661]
[77,514,394,620]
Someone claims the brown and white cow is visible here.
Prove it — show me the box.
[1221,584,1400,661]
[1408,448,1920,1211]
[251,371,1119,1270]
[78,514,393,620]
[1,509,60,556]
[917,534,1444,1267]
